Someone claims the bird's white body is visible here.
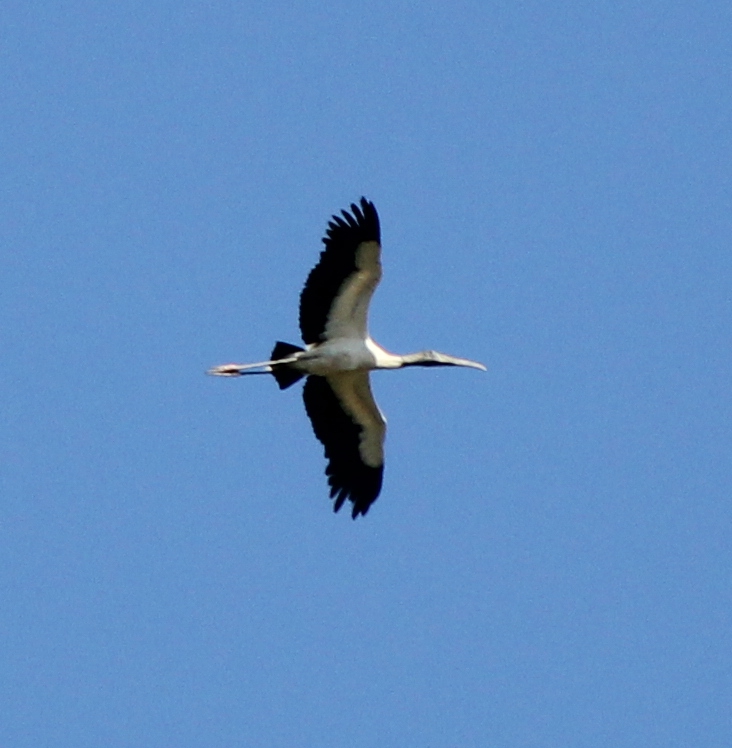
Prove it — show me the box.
[209,198,485,518]
[296,337,388,375]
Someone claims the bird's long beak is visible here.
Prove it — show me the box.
[400,350,487,370]
[446,356,487,371]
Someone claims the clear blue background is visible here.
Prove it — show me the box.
[1,2,730,746]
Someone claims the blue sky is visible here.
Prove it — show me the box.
[1,2,731,746]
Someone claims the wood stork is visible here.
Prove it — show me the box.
[209,198,486,518]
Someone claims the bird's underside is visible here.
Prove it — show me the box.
[208,197,486,518]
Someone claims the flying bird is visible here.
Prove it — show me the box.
[209,198,486,518]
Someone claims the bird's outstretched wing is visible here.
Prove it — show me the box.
[299,197,382,345]
[302,372,385,518]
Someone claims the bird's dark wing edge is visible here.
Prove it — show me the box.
[302,375,383,518]
[299,197,381,345]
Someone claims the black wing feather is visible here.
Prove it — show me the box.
[299,197,381,345]
[302,375,383,518]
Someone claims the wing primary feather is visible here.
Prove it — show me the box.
[299,197,381,345]
[302,375,383,518]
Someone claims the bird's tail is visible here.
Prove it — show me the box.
[270,341,305,390]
